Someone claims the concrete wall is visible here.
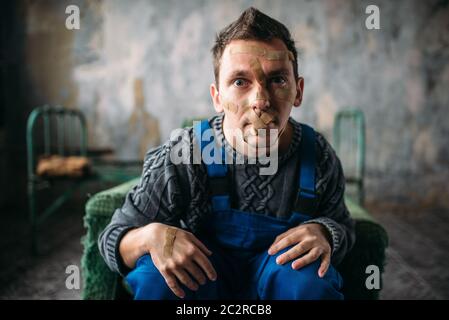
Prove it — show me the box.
[13,0,449,208]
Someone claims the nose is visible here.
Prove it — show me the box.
[251,86,270,114]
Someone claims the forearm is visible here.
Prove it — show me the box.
[119,224,155,269]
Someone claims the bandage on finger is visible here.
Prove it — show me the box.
[163,227,178,257]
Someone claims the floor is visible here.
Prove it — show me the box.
[0,194,448,299]
[373,203,449,299]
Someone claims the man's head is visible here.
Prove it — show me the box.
[210,7,304,155]
[211,7,299,86]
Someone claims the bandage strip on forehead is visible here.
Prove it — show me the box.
[230,44,295,61]
[163,227,177,257]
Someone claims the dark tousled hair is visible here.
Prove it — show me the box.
[211,7,298,87]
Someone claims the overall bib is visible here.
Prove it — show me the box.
[125,120,343,300]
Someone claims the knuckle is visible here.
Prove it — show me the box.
[294,244,303,254]
[166,279,177,288]
[281,239,290,248]
[185,245,196,256]
[206,267,215,277]
[178,274,188,283]
[194,274,204,283]
[178,256,189,265]
[159,265,169,273]
[183,277,193,287]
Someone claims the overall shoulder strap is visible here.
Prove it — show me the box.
[194,119,230,211]
[294,123,318,215]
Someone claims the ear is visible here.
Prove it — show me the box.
[293,77,304,107]
[210,83,223,113]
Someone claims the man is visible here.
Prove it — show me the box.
[99,7,355,300]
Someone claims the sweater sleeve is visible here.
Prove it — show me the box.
[301,132,356,266]
[98,140,186,276]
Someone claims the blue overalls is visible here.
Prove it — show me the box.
[125,120,344,300]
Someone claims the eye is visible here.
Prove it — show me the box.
[233,79,248,87]
[270,76,287,86]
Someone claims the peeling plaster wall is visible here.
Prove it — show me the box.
[22,0,449,207]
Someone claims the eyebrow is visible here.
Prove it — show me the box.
[265,68,290,77]
[226,68,290,80]
[226,70,252,80]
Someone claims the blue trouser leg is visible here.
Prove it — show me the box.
[125,255,182,300]
[125,238,236,300]
[252,246,344,300]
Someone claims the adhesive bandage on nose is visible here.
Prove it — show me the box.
[249,58,266,85]
[163,227,178,257]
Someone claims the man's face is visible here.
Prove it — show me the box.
[210,38,304,154]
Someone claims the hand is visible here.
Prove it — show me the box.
[267,223,332,278]
[145,223,217,299]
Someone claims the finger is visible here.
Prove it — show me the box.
[193,251,218,282]
[189,235,212,256]
[160,269,185,299]
[291,248,321,270]
[318,251,331,278]
[268,233,298,255]
[269,227,305,255]
[276,242,310,265]
[271,228,296,247]
[172,268,199,292]
[184,261,207,286]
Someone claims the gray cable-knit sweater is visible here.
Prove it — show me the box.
[98,114,355,276]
